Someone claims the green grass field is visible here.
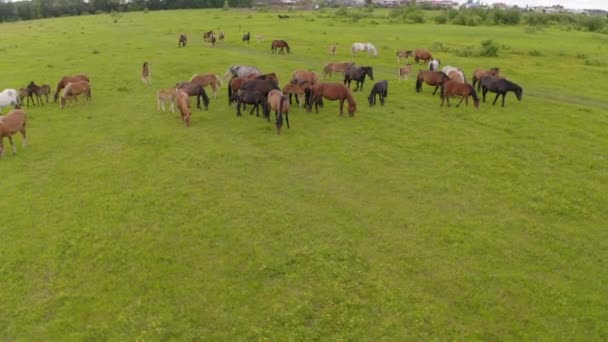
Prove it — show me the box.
[1,9,607,339]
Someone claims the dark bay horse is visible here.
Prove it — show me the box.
[178,34,187,47]
[54,74,90,102]
[242,32,250,43]
[26,82,51,105]
[368,80,388,106]
[271,40,290,54]
[344,66,374,92]
[415,70,449,95]
[440,81,479,108]
[480,76,522,107]
[472,67,500,91]
[240,79,280,117]
[308,83,356,116]
[231,90,267,117]
[176,82,210,110]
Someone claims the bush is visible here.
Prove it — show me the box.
[580,16,605,32]
[434,15,447,24]
[480,39,499,57]
[431,41,449,52]
[454,46,474,57]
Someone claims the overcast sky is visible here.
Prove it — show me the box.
[465,0,608,10]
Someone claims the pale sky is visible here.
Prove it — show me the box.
[464,0,608,10]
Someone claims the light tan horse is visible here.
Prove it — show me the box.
[157,88,177,112]
[60,81,91,108]
[176,90,191,127]
[0,108,27,157]
[53,74,90,102]
[267,89,290,134]
[142,61,151,85]
[396,50,413,64]
[329,43,337,55]
[322,62,355,79]
[282,83,306,107]
[398,64,413,81]
[190,73,222,100]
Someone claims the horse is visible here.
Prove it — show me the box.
[472,67,500,91]
[322,62,354,79]
[203,30,213,42]
[352,42,378,57]
[239,79,280,113]
[26,82,51,105]
[428,59,440,71]
[190,73,222,100]
[396,50,413,63]
[218,31,225,40]
[17,88,30,107]
[142,61,151,85]
[308,83,356,116]
[283,83,306,107]
[440,81,479,108]
[329,44,337,55]
[60,81,91,109]
[175,90,191,127]
[278,15,290,19]
[414,49,433,64]
[368,80,388,106]
[242,32,250,43]
[398,64,413,81]
[227,76,250,105]
[253,73,279,84]
[176,82,210,110]
[415,70,450,95]
[271,40,290,54]
[480,76,522,107]
[157,88,177,112]
[0,108,27,158]
[230,90,267,117]
[344,66,374,92]
[442,66,466,84]
[209,35,216,47]
[291,70,320,107]
[0,89,20,113]
[255,35,265,42]
[267,89,290,134]
[178,34,187,47]
[53,74,89,102]
[223,65,262,81]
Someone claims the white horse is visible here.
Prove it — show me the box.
[352,42,378,57]
[428,59,440,71]
[0,89,20,113]
[441,66,467,83]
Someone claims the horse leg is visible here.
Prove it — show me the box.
[237,100,242,116]
[7,135,16,154]
[20,126,27,148]
[492,93,500,106]
[482,88,487,102]
[502,93,506,107]
[433,85,439,96]
[456,96,465,107]
[339,99,344,116]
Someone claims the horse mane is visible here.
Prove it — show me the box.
[440,71,450,79]
[345,87,356,108]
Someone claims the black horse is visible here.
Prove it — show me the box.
[480,76,522,107]
[240,79,279,117]
[344,66,374,92]
[231,91,267,117]
[368,80,388,106]
[175,81,210,110]
[242,32,250,43]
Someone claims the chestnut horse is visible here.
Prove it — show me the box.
[291,70,319,107]
[190,73,222,100]
[0,108,27,157]
[472,67,500,91]
[175,90,191,127]
[308,83,356,116]
[53,74,90,102]
[271,40,290,54]
[267,89,290,134]
[227,76,250,105]
[414,49,433,64]
[60,81,91,108]
[322,62,354,79]
[415,70,450,95]
[440,81,479,108]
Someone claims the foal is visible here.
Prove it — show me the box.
[398,64,412,81]
[157,88,177,112]
[329,43,337,55]
[142,62,151,85]
[0,108,27,157]
[27,82,51,105]
[282,83,306,107]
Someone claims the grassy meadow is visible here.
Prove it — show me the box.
[1,8,607,339]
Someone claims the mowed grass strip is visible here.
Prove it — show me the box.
[0,9,607,340]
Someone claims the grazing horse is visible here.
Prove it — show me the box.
[352,42,378,57]
[283,83,306,107]
[414,49,433,64]
[203,30,214,42]
[175,90,191,127]
[242,32,250,43]
[442,66,466,84]
[396,50,413,63]
[329,43,337,55]
[218,31,225,40]
[227,76,251,105]
[176,82,210,110]
[239,79,280,111]
[322,62,355,79]
[344,66,374,92]
[271,40,291,54]
[157,88,177,112]
[0,89,20,113]
[308,83,356,116]
[291,70,320,107]
[472,67,500,91]
[440,81,479,108]
[368,80,388,106]
[0,108,27,157]
[209,35,216,47]
[142,61,151,85]
[190,73,222,100]
[60,81,91,108]
[178,34,187,47]
[231,91,267,117]
[480,76,522,107]
[278,15,290,19]
[223,65,262,81]
[415,70,450,95]
[428,59,440,71]
[267,89,290,134]
[53,74,89,102]
[26,82,51,105]
[398,64,413,81]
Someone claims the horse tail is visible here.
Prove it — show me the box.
[469,84,479,103]
[228,78,233,105]
[415,72,422,93]
[276,95,285,133]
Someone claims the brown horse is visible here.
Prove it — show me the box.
[271,40,290,54]
[53,74,90,102]
[142,61,151,85]
[472,67,500,91]
[0,108,27,157]
[227,76,250,105]
[175,82,210,110]
[282,83,306,107]
[308,83,356,116]
[26,82,51,105]
[415,70,450,95]
[175,90,191,127]
[178,34,187,47]
[414,49,433,64]
[190,73,222,100]
[291,70,319,107]
[157,88,177,112]
[398,64,413,81]
[18,88,31,106]
[396,50,413,63]
[441,81,479,108]
[322,62,354,79]
[60,81,91,108]
[267,89,290,134]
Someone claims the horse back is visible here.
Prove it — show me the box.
[0,109,26,134]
